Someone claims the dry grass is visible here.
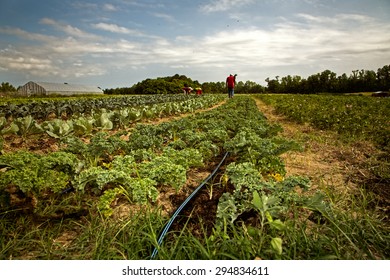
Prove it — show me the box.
[144,100,227,126]
[254,97,379,198]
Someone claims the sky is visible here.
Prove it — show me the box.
[0,0,389,89]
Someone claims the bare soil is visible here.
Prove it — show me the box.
[167,156,233,237]
[145,100,227,126]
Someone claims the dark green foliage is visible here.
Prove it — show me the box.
[0,82,16,93]
[0,151,78,194]
[0,151,79,214]
[258,94,390,150]
[108,74,202,95]
[265,64,390,93]
[65,132,126,166]
[0,93,199,119]
[139,156,187,192]
[132,78,182,95]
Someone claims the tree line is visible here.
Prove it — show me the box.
[0,82,17,93]
[107,64,389,95]
[2,65,389,95]
[104,75,265,95]
[266,65,390,94]
[104,74,202,95]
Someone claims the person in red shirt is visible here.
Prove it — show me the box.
[226,74,237,98]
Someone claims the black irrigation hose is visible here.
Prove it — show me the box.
[151,151,229,259]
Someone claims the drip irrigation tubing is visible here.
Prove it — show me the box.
[150,151,229,259]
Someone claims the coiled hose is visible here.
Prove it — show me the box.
[151,151,229,259]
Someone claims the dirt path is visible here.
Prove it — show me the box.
[253,97,377,196]
[145,99,227,126]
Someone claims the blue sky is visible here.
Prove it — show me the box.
[0,0,389,88]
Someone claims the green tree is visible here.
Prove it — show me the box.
[0,82,16,92]
[335,73,349,93]
[377,65,390,91]
[234,81,245,93]
[319,70,337,92]
[201,81,225,93]
[265,77,280,93]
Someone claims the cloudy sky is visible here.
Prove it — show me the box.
[0,0,389,88]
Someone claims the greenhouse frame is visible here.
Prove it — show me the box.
[18,81,104,96]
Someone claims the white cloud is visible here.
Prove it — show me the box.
[146,12,390,76]
[1,10,389,86]
[71,2,99,10]
[150,12,176,22]
[0,26,55,43]
[199,0,254,13]
[40,18,101,40]
[0,48,56,76]
[91,22,144,36]
[103,3,118,12]
[0,46,107,79]
[6,57,52,71]
[296,13,372,25]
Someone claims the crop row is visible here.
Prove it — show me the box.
[1,96,286,208]
[257,94,390,149]
[0,95,225,150]
[0,93,201,120]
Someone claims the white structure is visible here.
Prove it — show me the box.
[18,81,104,96]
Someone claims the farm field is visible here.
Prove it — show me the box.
[257,94,390,150]
[0,94,389,260]
[256,94,390,211]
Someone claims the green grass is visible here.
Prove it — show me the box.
[152,188,389,260]
[256,94,390,150]
[0,204,165,259]
[1,169,388,260]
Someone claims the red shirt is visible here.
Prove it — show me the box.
[226,75,235,88]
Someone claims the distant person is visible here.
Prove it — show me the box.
[232,74,237,97]
[195,87,202,95]
[226,74,236,98]
[182,84,193,94]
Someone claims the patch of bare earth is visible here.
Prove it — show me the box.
[166,158,231,237]
[144,99,227,126]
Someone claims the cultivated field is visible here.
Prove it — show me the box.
[0,94,389,259]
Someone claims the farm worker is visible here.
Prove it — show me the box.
[233,74,237,96]
[182,84,193,94]
[195,88,202,95]
[226,74,236,98]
